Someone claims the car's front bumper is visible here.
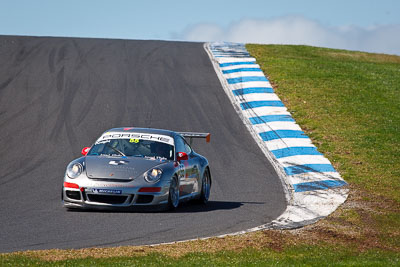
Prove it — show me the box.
[62,179,170,210]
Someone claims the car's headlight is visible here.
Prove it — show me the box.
[144,168,163,183]
[66,162,83,179]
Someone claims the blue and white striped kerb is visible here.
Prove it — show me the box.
[207,42,347,193]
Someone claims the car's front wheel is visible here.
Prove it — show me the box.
[167,175,179,210]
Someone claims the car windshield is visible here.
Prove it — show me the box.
[88,139,174,160]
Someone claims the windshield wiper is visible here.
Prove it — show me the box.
[105,143,126,157]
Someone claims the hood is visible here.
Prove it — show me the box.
[85,156,167,180]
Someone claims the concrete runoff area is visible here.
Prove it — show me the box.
[0,36,286,252]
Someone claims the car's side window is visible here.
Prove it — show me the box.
[175,136,186,153]
[183,140,192,154]
[175,136,192,154]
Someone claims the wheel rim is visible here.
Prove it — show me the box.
[202,172,210,201]
[170,177,179,208]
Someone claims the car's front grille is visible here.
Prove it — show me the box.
[66,190,81,200]
[86,194,128,204]
[88,178,133,183]
[136,195,154,204]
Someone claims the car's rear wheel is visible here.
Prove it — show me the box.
[198,169,211,204]
[167,175,179,210]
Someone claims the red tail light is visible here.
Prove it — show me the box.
[177,152,188,161]
[64,182,79,189]
[138,187,161,192]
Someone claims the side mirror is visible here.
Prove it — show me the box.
[176,152,188,161]
[81,147,90,156]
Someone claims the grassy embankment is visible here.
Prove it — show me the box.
[1,45,399,266]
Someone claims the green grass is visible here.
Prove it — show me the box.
[246,45,400,203]
[1,247,399,266]
[246,44,400,261]
[2,45,399,266]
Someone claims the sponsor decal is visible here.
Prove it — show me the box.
[109,160,129,166]
[96,132,174,145]
[91,188,122,194]
[95,139,111,144]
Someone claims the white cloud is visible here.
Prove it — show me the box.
[180,16,400,55]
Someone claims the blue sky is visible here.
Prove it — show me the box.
[1,0,400,55]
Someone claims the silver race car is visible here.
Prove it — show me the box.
[62,127,211,211]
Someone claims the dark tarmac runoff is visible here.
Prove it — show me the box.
[0,35,286,252]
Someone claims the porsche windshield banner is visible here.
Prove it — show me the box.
[96,132,174,146]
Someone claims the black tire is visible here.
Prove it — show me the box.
[198,169,211,204]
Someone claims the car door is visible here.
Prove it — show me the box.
[183,139,200,194]
[175,136,199,196]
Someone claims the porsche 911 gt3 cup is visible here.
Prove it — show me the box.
[62,127,211,210]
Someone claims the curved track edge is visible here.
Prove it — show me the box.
[204,42,349,229]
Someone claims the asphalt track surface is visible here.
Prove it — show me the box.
[0,35,286,252]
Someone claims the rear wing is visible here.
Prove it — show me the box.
[179,132,211,145]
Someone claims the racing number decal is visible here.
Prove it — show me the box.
[178,163,185,179]
[183,159,189,178]
[129,138,139,143]
[178,163,186,193]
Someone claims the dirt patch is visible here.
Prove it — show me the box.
[325,51,400,64]
[285,185,400,253]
